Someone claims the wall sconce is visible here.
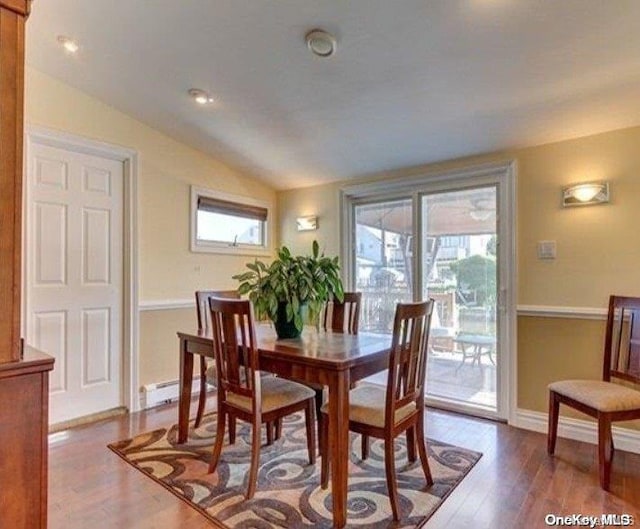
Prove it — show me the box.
[562,181,610,207]
[296,215,318,231]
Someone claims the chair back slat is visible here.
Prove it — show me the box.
[604,295,640,384]
[385,300,434,425]
[323,292,362,334]
[209,298,260,405]
[195,290,240,332]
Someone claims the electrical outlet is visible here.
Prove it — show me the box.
[537,240,556,260]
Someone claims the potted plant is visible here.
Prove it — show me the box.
[233,241,344,338]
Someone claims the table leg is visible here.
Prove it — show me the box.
[328,369,350,528]
[178,337,194,443]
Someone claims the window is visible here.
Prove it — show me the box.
[190,186,271,255]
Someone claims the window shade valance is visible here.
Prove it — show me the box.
[197,196,268,222]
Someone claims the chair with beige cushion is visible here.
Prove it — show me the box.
[319,299,435,521]
[193,290,240,428]
[548,295,640,490]
[306,292,363,418]
[208,297,316,499]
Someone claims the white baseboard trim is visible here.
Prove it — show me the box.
[513,408,640,455]
[140,377,206,409]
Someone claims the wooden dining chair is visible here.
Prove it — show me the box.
[193,290,240,429]
[319,299,435,521]
[208,297,317,499]
[305,292,363,419]
[322,291,362,334]
[548,295,640,490]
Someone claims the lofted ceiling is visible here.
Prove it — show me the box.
[26,1,640,190]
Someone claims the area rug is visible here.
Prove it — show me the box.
[108,412,481,528]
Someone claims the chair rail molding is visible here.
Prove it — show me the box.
[139,298,195,311]
[517,305,608,320]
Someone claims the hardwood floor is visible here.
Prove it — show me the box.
[48,400,640,529]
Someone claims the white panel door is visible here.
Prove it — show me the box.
[26,142,123,425]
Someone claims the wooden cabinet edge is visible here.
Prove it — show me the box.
[0,0,31,17]
[0,347,55,379]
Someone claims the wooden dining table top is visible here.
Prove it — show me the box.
[177,324,393,370]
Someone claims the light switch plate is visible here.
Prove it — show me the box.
[537,240,556,260]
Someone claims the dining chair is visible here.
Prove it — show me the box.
[319,299,435,521]
[194,289,240,429]
[307,292,363,417]
[548,295,640,490]
[322,291,362,334]
[208,297,317,499]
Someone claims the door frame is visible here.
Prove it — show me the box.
[340,160,517,421]
[23,126,140,413]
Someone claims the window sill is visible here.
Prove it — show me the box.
[190,242,272,257]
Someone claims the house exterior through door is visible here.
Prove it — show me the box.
[26,140,124,425]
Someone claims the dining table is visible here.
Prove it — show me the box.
[453,333,496,369]
[176,324,393,529]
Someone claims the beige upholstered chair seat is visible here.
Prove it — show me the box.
[549,379,640,412]
[321,384,416,428]
[227,376,315,414]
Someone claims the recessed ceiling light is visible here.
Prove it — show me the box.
[305,29,337,58]
[57,35,79,54]
[188,88,214,105]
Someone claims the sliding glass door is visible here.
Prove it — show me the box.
[421,186,498,412]
[345,164,514,420]
[354,199,414,333]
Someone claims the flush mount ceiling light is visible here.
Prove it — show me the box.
[188,88,214,105]
[562,181,610,207]
[305,29,337,58]
[57,35,79,54]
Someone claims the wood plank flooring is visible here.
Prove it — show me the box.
[48,401,640,528]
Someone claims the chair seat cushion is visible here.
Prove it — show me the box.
[227,375,315,414]
[549,379,640,412]
[321,385,416,428]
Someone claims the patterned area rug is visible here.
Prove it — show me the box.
[109,412,481,528]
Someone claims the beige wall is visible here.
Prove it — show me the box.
[25,68,276,387]
[139,308,194,387]
[277,125,640,423]
[278,182,341,258]
[25,66,640,420]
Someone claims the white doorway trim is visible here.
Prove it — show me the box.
[24,125,140,413]
[339,160,517,422]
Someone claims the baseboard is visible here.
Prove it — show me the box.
[140,377,206,409]
[49,406,127,434]
[513,408,640,455]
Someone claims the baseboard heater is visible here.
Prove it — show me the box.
[141,377,206,409]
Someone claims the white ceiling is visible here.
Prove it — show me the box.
[26,1,640,190]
